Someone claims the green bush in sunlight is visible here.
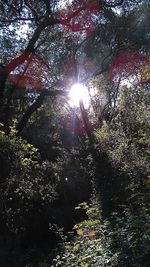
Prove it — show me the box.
[53,201,119,267]
[53,193,150,267]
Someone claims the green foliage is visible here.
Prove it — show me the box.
[54,191,150,267]
[0,1,149,266]
[111,191,150,266]
[52,83,150,267]
[0,127,58,233]
[53,201,118,267]
[95,85,150,180]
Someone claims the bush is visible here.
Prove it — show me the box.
[53,194,150,267]
[53,201,118,267]
[0,128,58,233]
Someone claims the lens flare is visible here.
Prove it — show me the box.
[68,83,90,108]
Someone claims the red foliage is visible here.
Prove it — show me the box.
[6,52,48,89]
[59,0,100,38]
[109,52,150,83]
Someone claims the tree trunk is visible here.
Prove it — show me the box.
[17,90,67,134]
[16,92,45,134]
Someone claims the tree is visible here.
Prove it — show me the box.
[0,1,149,266]
[0,0,149,134]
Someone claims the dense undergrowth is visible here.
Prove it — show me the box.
[52,86,150,267]
[0,83,150,267]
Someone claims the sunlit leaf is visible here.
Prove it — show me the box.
[77,228,83,235]
[88,230,95,237]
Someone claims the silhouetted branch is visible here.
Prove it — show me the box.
[17,89,67,134]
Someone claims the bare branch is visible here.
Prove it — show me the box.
[0,17,35,25]
[24,0,39,22]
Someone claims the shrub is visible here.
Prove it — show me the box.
[0,127,58,233]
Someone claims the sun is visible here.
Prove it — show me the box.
[68,83,90,108]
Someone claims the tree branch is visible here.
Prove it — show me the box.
[0,17,35,25]
[24,0,39,22]
[16,89,67,134]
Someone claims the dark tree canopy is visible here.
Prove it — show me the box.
[0,0,149,134]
